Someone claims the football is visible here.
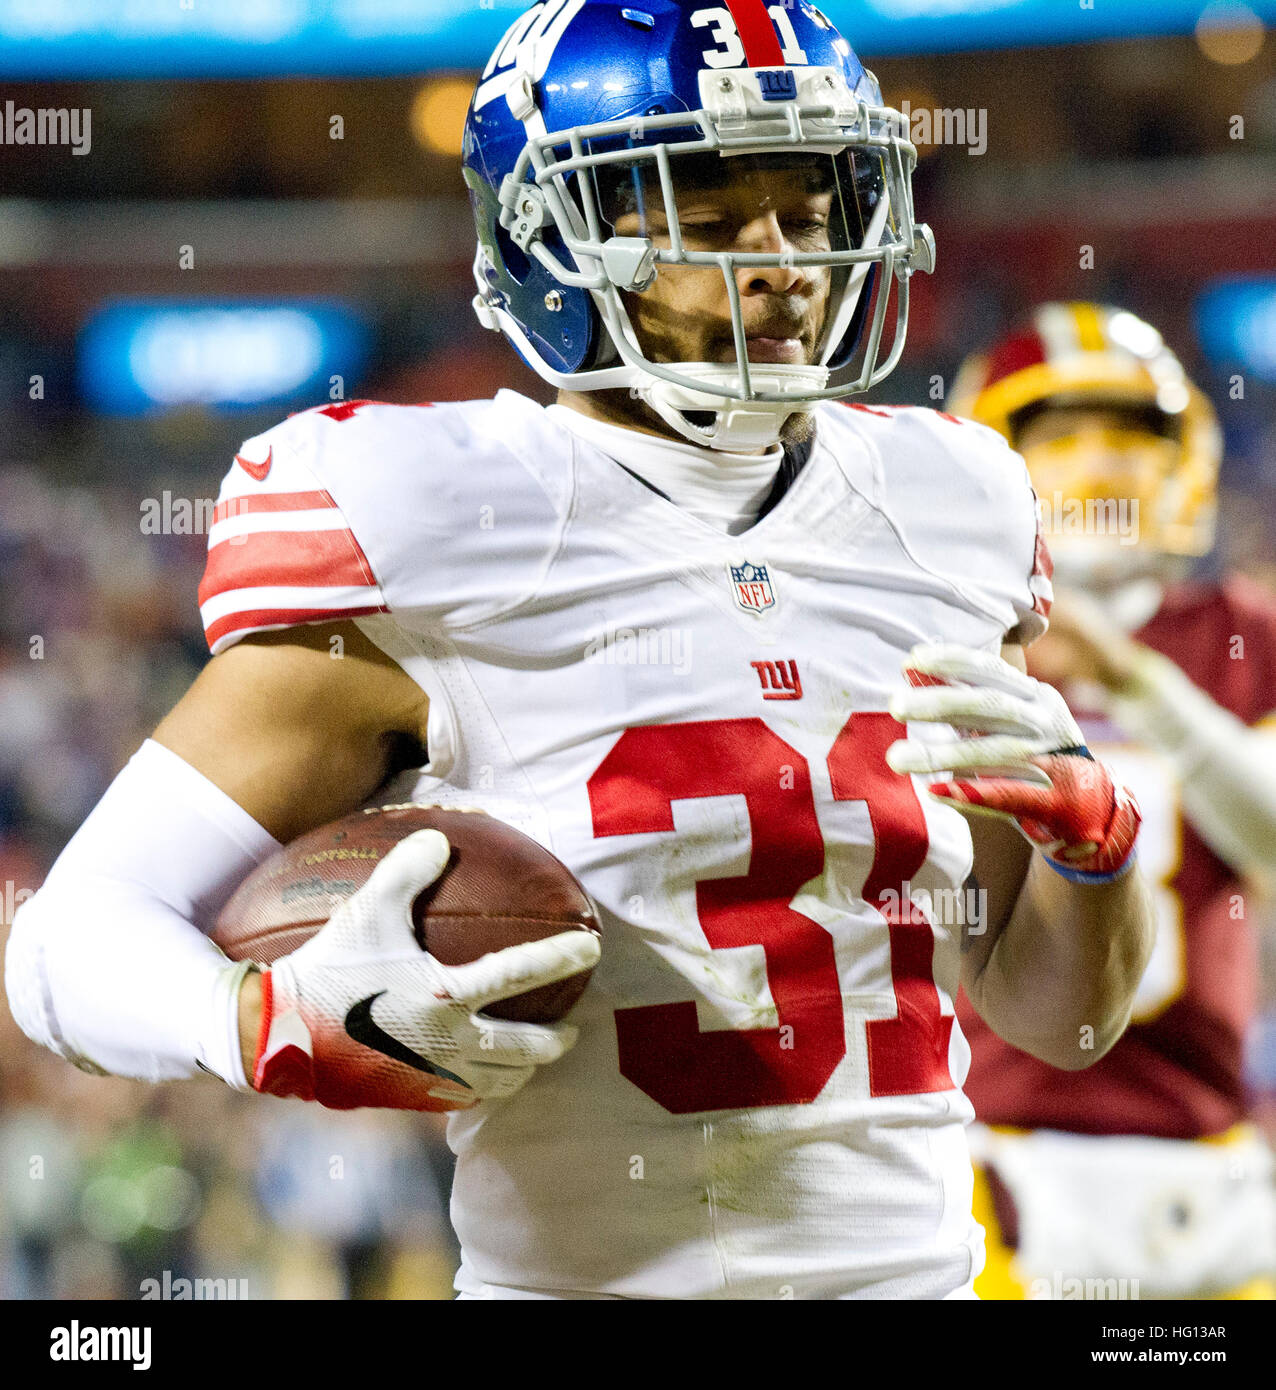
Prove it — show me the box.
[212,804,601,1023]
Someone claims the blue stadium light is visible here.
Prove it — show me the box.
[1197,279,1276,384]
[1,0,1275,75]
[78,299,371,415]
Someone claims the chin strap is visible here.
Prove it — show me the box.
[636,363,830,451]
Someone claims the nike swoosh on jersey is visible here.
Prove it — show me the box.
[344,992,469,1088]
[234,446,272,481]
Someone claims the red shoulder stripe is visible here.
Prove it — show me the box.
[205,603,388,652]
[212,490,338,526]
[198,528,379,608]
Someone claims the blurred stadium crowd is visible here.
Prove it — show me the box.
[0,477,460,1299]
[2,23,1276,1298]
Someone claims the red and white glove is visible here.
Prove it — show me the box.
[885,644,1141,883]
[252,828,601,1110]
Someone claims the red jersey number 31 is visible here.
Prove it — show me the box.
[587,713,954,1114]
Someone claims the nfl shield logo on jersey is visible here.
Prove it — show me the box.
[729,561,776,614]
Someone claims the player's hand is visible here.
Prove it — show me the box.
[885,643,1141,882]
[251,828,601,1110]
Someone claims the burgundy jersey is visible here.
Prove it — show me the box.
[960,576,1276,1139]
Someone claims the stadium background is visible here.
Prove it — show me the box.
[1,0,1276,1299]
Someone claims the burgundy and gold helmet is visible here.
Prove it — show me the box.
[952,302,1221,560]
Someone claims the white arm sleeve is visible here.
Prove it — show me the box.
[1110,650,1276,878]
[4,739,281,1089]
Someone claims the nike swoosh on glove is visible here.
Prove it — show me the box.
[884,644,1141,884]
[252,827,601,1110]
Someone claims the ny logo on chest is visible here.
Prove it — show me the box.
[751,658,802,700]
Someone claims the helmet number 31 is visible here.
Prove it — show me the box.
[691,5,809,67]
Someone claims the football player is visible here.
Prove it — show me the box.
[952,302,1276,1300]
[4,3,1154,1299]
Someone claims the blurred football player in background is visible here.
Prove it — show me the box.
[953,302,1276,1300]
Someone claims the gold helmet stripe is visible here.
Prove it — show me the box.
[1070,301,1107,353]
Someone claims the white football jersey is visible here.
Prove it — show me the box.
[201,389,1050,1299]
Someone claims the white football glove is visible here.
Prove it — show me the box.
[251,828,601,1110]
[886,644,1141,881]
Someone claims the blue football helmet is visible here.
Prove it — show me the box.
[463,0,933,449]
